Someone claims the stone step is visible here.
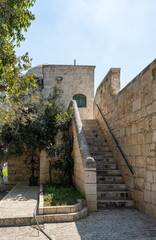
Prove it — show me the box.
[82,122,99,127]
[82,119,98,123]
[87,142,108,147]
[84,129,102,134]
[0,207,88,226]
[83,128,101,132]
[97,169,121,176]
[90,147,111,152]
[96,157,116,164]
[97,183,127,191]
[97,190,131,200]
[96,163,118,170]
[88,146,110,152]
[97,175,123,184]
[85,136,106,142]
[91,152,113,158]
[97,200,135,209]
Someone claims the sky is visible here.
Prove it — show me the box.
[15,0,156,92]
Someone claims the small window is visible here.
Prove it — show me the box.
[73,94,86,108]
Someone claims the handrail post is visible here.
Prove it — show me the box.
[96,104,134,175]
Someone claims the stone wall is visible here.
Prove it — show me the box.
[93,59,156,218]
[8,154,39,182]
[40,151,51,184]
[71,100,97,211]
[43,65,95,119]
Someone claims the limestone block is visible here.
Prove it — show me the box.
[141,93,152,107]
[141,144,150,156]
[86,194,97,202]
[146,104,152,115]
[124,175,134,188]
[152,116,156,129]
[132,98,141,112]
[146,171,154,183]
[44,207,57,214]
[56,206,71,213]
[134,178,144,190]
[137,119,149,133]
[86,201,97,211]
[146,203,156,218]
[135,167,146,178]
[137,134,145,145]
[145,182,151,191]
[133,189,144,202]
[146,132,152,144]
[151,192,156,205]
[154,172,156,183]
[144,190,151,203]
[150,143,155,151]
[147,165,156,171]
[120,128,125,137]
[131,145,141,156]
[150,151,155,157]
[152,130,156,142]
[152,101,156,112]
[85,171,96,184]
[136,156,146,167]
[132,124,137,134]
[126,126,132,136]
[152,184,156,192]
[85,184,97,195]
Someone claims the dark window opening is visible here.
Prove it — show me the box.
[73,94,87,108]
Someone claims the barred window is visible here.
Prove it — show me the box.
[73,94,87,108]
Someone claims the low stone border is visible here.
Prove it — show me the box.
[38,185,86,215]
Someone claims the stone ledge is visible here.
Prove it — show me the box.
[41,207,87,223]
[38,185,86,215]
[0,207,88,226]
[70,100,96,169]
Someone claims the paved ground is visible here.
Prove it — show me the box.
[0,182,39,218]
[0,183,156,239]
[0,209,156,240]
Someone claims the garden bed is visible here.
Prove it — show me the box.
[43,183,84,206]
[38,184,86,215]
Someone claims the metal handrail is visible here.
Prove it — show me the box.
[96,104,134,175]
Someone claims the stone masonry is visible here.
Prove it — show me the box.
[28,64,95,120]
[43,65,95,119]
[93,59,156,218]
[71,100,97,211]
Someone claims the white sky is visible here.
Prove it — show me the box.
[15,0,156,92]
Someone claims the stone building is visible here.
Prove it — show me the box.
[6,59,156,218]
[27,64,95,119]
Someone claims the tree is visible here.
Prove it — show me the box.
[0,86,73,187]
[0,0,36,125]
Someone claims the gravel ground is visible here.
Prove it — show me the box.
[1,209,156,240]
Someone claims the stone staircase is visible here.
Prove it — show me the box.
[82,119,135,209]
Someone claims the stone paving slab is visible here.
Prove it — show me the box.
[0,209,156,239]
[0,182,39,219]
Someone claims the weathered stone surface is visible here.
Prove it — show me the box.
[93,59,156,219]
[43,65,95,120]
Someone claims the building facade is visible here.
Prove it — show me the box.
[28,64,95,119]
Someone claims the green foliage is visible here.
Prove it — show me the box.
[49,108,74,185]
[43,184,84,206]
[0,86,66,159]
[0,0,36,123]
